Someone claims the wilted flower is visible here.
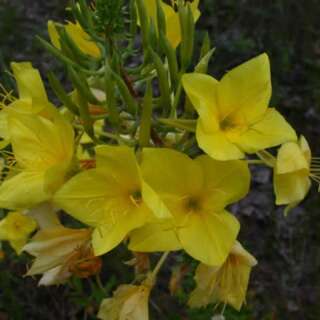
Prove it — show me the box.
[189,241,257,311]
[23,226,96,285]
[98,278,153,320]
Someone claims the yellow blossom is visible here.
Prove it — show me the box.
[0,110,74,210]
[98,279,152,320]
[182,54,297,161]
[142,0,200,48]
[23,226,95,286]
[54,146,155,256]
[0,211,37,254]
[48,20,101,58]
[274,135,319,207]
[0,62,57,147]
[129,148,250,266]
[189,241,257,311]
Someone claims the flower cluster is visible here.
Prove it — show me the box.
[0,0,318,319]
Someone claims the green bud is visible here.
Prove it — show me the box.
[136,0,150,50]
[139,81,153,147]
[156,0,166,36]
[159,31,179,89]
[179,3,195,71]
[149,48,172,116]
[48,72,80,116]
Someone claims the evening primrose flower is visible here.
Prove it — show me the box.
[23,226,96,286]
[54,146,155,256]
[0,211,37,254]
[98,279,153,320]
[0,62,56,146]
[129,148,250,266]
[274,135,319,207]
[0,110,74,210]
[182,54,297,161]
[48,20,101,58]
[142,0,200,48]
[188,241,257,311]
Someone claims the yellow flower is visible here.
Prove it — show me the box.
[0,62,57,147]
[54,146,154,256]
[189,241,257,311]
[0,110,74,210]
[0,211,37,254]
[98,279,152,320]
[23,226,94,285]
[142,0,200,48]
[182,54,297,160]
[48,21,101,58]
[274,135,319,207]
[129,148,250,266]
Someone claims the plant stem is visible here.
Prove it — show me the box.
[151,251,170,279]
[246,159,265,165]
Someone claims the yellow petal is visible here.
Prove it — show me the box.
[274,170,311,205]
[141,148,203,197]
[92,204,150,256]
[129,219,182,252]
[163,3,181,48]
[188,263,219,308]
[0,171,49,210]
[142,0,200,49]
[95,145,141,190]
[299,135,312,164]
[182,73,219,131]
[196,122,244,160]
[195,156,250,211]
[65,22,101,58]
[141,180,172,219]
[217,53,271,123]
[53,168,125,227]
[11,62,48,106]
[0,211,37,254]
[47,20,61,49]
[178,211,240,266]
[0,211,37,240]
[98,284,150,320]
[234,108,297,153]
[7,111,74,171]
[231,241,257,267]
[27,202,61,229]
[276,141,309,175]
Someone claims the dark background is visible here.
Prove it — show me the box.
[1,0,320,319]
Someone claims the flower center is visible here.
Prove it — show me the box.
[185,197,201,213]
[219,112,248,141]
[310,158,320,190]
[130,190,142,207]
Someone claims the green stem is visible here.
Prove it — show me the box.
[256,150,276,168]
[151,251,170,279]
[246,159,265,165]
[139,81,153,147]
